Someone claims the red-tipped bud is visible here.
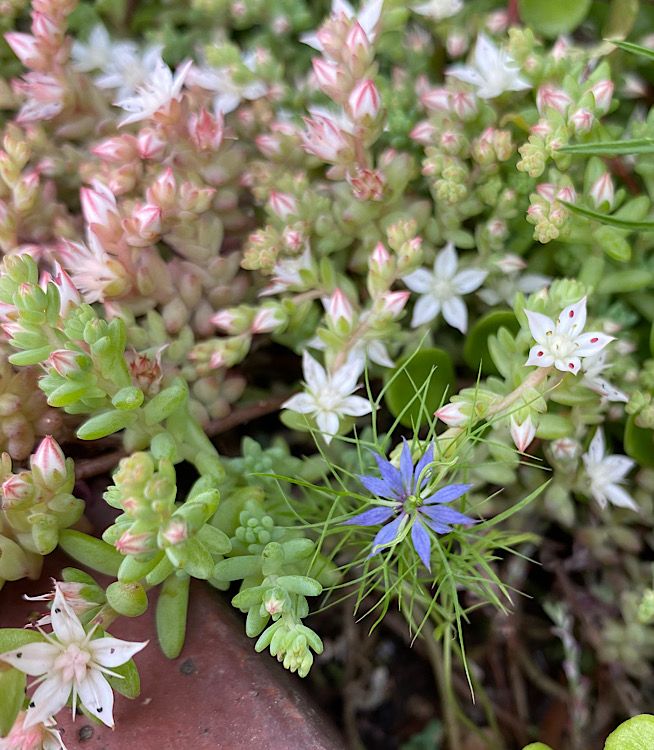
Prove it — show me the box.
[30,435,66,489]
[188,109,224,151]
[370,242,390,270]
[147,168,177,209]
[590,173,614,209]
[137,129,167,160]
[568,108,593,135]
[268,191,298,220]
[536,84,571,115]
[326,288,354,324]
[348,79,380,121]
[91,135,138,164]
[380,290,409,318]
[589,80,614,115]
[435,402,468,427]
[510,416,537,453]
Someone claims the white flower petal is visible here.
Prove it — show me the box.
[525,344,554,368]
[411,294,440,327]
[340,395,373,417]
[603,455,635,480]
[302,351,327,390]
[586,428,605,465]
[24,676,71,729]
[525,309,555,345]
[281,392,316,414]
[51,588,85,645]
[434,243,458,279]
[90,637,148,668]
[604,484,639,511]
[442,296,468,333]
[453,268,487,294]
[77,669,115,727]
[402,268,433,294]
[446,64,485,87]
[554,356,581,374]
[574,332,614,357]
[316,410,339,442]
[557,297,587,336]
[367,340,394,368]
[0,642,59,675]
[475,33,500,70]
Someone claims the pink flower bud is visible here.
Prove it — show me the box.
[312,58,342,95]
[252,306,286,333]
[211,310,238,333]
[209,350,226,369]
[137,129,166,160]
[589,80,614,115]
[568,108,593,135]
[551,37,570,62]
[268,191,298,220]
[48,349,81,376]
[302,114,351,163]
[30,435,66,488]
[50,262,81,317]
[91,135,138,163]
[446,32,468,58]
[369,242,390,270]
[550,437,579,460]
[487,219,507,239]
[530,120,552,138]
[410,120,436,145]
[256,134,282,158]
[345,21,371,64]
[556,186,576,204]
[536,183,557,202]
[188,108,224,151]
[348,79,380,121]
[132,203,162,239]
[496,254,526,274]
[536,85,572,115]
[510,416,537,453]
[5,32,44,68]
[178,182,214,213]
[326,288,354,324]
[486,10,509,34]
[161,519,188,546]
[282,226,305,252]
[435,402,468,427]
[590,173,614,209]
[451,91,477,120]
[380,290,409,318]
[80,182,119,228]
[115,530,155,556]
[31,12,59,41]
[421,87,451,112]
[147,167,177,209]
[1,472,34,508]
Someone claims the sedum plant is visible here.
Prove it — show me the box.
[1,0,654,748]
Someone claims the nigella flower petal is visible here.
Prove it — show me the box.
[414,443,434,490]
[372,452,403,495]
[423,518,451,535]
[423,483,473,504]
[411,521,432,571]
[421,504,476,527]
[400,439,414,491]
[343,505,395,526]
[357,474,398,499]
[370,514,406,553]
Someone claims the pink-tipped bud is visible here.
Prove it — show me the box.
[370,242,391,270]
[590,173,615,209]
[536,183,556,203]
[188,108,224,151]
[115,530,155,556]
[161,519,188,546]
[147,168,177,209]
[209,350,226,369]
[421,87,451,112]
[446,32,468,58]
[556,186,576,204]
[48,349,81,376]
[486,10,509,34]
[210,310,238,333]
[91,135,138,163]
[348,79,380,121]
[1,472,34,508]
[568,108,593,135]
[302,114,351,163]
[326,288,354,324]
[510,416,537,453]
[312,58,342,95]
[410,121,436,145]
[50,262,81,317]
[451,91,477,120]
[132,203,162,239]
[268,191,298,220]
[30,435,66,489]
[496,254,527,274]
[251,306,286,333]
[589,80,614,115]
[530,120,552,138]
[137,129,167,160]
[256,134,282,158]
[31,12,59,41]
[551,37,570,62]
[4,33,44,68]
[536,85,572,115]
[435,402,468,427]
[80,182,118,228]
[345,21,371,65]
[380,290,409,318]
[550,437,580,460]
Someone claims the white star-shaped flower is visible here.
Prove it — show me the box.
[402,243,487,332]
[282,351,372,443]
[446,33,531,99]
[186,59,267,114]
[525,297,614,375]
[115,54,192,126]
[0,585,147,729]
[582,428,637,511]
[95,44,163,101]
[71,25,137,75]
[411,0,463,21]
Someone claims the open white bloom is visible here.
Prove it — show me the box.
[402,243,487,332]
[115,54,192,126]
[581,350,628,403]
[301,0,384,51]
[0,586,147,729]
[282,351,372,443]
[187,58,267,114]
[478,271,550,306]
[411,0,463,21]
[525,297,614,375]
[71,25,137,75]
[95,44,163,100]
[446,33,531,99]
[582,429,637,511]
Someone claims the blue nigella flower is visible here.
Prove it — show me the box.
[344,440,476,571]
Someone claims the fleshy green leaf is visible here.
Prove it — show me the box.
[0,629,47,653]
[464,310,519,376]
[156,572,190,659]
[58,530,123,576]
[518,0,591,37]
[604,714,654,750]
[104,656,141,699]
[624,415,654,468]
[0,667,26,737]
